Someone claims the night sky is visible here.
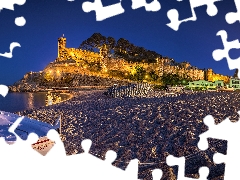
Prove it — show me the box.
[0,0,239,85]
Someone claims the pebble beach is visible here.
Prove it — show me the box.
[18,90,240,180]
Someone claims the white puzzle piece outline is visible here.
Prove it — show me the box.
[166,154,209,180]
[167,0,222,31]
[131,0,161,12]
[82,0,125,21]
[0,0,26,58]
[0,42,21,58]
[212,30,240,78]
[0,0,26,11]
[225,0,240,24]
[198,112,240,180]
[0,116,141,180]
[0,84,9,97]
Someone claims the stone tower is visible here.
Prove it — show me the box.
[206,69,213,82]
[58,34,66,59]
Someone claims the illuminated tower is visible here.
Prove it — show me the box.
[206,69,213,82]
[58,34,66,59]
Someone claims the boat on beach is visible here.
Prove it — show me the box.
[0,111,61,155]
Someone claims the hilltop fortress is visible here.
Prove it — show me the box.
[41,35,229,83]
[10,35,230,92]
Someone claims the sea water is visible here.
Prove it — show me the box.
[0,92,70,113]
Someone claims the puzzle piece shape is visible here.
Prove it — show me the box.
[198,112,240,179]
[131,0,161,12]
[166,154,209,180]
[0,0,26,11]
[0,116,140,180]
[58,138,140,180]
[0,85,8,97]
[212,30,240,78]
[0,42,21,58]
[225,0,240,24]
[167,0,222,31]
[151,168,163,180]
[82,0,125,21]
[0,0,26,26]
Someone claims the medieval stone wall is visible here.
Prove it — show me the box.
[48,36,229,83]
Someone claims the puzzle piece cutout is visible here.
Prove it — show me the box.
[225,0,240,24]
[0,1,26,58]
[198,112,240,179]
[0,115,142,180]
[166,154,209,179]
[0,0,26,11]
[67,139,139,180]
[0,42,21,58]
[212,30,240,78]
[82,0,125,21]
[0,85,8,97]
[0,0,26,26]
[167,0,222,31]
[131,0,161,12]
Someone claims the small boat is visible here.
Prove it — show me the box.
[0,111,61,156]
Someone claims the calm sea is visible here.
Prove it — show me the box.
[0,92,70,113]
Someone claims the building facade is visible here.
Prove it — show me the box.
[229,78,240,90]
[186,80,224,89]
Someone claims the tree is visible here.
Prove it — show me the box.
[148,70,159,82]
[79,33,106,52]
[161,73,182,86]
[132,65,146,82]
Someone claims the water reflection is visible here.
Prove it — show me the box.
[0,92,71,113]
[27,93,34,109]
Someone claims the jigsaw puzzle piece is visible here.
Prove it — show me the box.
[67,139,139,180]
[0,85,9,97]
[225,0,240,24]
[131,0,161,12]
[82,0,125,21]
[167,0,222,31]
[198,115,233,150]
[0,0,26,11]
[152,168,163,180]
[43,129,66,157]
[198,112,240,179]
[212,30,240,78]
[0,42,21,58]
[213,147,240,179]
[167,154,209,179]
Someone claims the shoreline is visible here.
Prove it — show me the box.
[18,90,240,179]
[17,90,240,179]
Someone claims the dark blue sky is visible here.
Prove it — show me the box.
[0,0,239,85]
